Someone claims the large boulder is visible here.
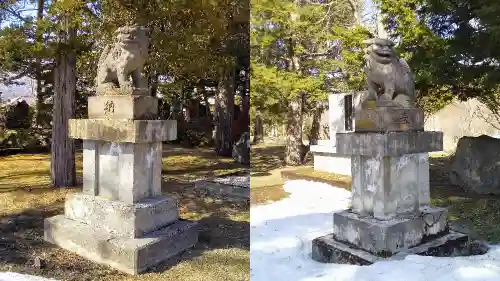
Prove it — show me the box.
[450,135,500,194]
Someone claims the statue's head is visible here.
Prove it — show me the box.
[114,25,151,51]
[363,38,396,64]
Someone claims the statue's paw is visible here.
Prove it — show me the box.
[378,94,392,101]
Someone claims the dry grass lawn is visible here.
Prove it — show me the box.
[0,146,249,281]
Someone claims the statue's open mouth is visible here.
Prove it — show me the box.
[374,49,392,58]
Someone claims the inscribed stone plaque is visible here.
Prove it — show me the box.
[354,107,424,132]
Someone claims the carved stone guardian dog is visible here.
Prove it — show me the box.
[95,25,151,95]
[363,38,416,108]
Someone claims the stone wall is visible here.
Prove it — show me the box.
[424,98,500,153]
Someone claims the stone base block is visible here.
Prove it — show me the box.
[65,193,179,238]
[88,95,158,120]
[355,107,424,132]
[335,131,443,156]
[312,231,479,265]
[69,119,176,143]
[332,208,447,254]
[44,215,198,275]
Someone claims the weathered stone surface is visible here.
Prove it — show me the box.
[332,208,448,254]
[363,38,416,108]
[351,153,431,218]
[355,107,424,132]
[69,119,176,143]
[64,193,179,238]
[44,215,198,275]
[81,141,163,204]
[312,231,477,265]
[96,25,150,94]
[88,95,158,120]
[450,135,500,194]
[335,131,443,156]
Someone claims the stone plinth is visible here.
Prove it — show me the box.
[88,95,158,120]
[44,91,198,274]
[332,208,447,254]
[45,216,198,275]
[355,107,424,132]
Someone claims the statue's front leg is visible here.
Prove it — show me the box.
[132,69,147,89]
[117,70,132,90]
[380,81,395,101]
[366,79,378,101]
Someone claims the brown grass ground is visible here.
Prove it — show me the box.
[0,145,249,281]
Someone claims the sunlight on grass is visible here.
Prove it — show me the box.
[0,147,249,281]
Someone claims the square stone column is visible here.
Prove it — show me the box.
[44,93,198,275]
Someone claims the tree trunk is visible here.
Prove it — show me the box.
[285,98,304,165]
[215,67,235,157]
[253,109,264,144]
[309,103,324,145]
[202,89,212,120]
[35,0,45,127]
[51,18,76,187]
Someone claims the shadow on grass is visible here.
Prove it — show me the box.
[0,178,249,280]
[251,146,285,175]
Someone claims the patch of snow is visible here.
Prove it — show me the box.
[209,175,250,188]
[250,180,500,281]
[0,272,58,281]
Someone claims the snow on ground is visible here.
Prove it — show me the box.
[0,273,57,281]
[250,180,500,281]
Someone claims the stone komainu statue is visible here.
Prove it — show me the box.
[363,38,416,108]
[96,25,151,95]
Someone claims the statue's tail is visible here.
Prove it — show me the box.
[97,44,111,69]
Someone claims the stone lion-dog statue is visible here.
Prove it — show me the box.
[363,38,416,108]
[96,25,151,95]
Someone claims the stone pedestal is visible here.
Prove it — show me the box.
[311,106,479,265]
[44,93,198,275]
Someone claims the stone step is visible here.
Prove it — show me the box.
[332,208,448,254]
[312,231,477,265]
[44,215,198,275]
[64,193,179,238]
